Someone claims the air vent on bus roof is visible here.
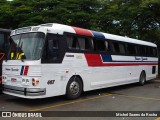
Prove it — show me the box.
[15,27,31,34]
[32,27,40,31]
[40,23,53,27]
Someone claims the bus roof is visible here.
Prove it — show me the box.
[40,23,156,47]
[102,33,156,47]
[12,23,157,47]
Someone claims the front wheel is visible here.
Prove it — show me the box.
[138,71,146,86]
[66,76,82,99]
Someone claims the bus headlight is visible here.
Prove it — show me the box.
[22,78,30,86]
[22,78,25,83]
[32,78,39,86]
[2,76,7,83]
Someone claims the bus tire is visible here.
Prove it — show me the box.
[66,76,82,99]
[138,71,146,86]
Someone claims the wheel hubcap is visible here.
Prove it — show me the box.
[70,81,80,95]
[141,74,145,83]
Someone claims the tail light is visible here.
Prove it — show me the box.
[2,76,7,83]
[32,78,39,86]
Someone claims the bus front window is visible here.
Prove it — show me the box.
[7,33,45,60]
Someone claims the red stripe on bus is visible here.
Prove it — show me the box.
[84,54,158,67]
[72,27,93,37]
[24,66,29,75]
[85,54,102,66]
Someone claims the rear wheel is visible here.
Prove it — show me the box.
[139,71,146,86]
[66,76,82,99]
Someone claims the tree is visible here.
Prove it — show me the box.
[0,1,13,28]
[97,0,160,51]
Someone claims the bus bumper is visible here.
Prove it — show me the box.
[2,84,46,96]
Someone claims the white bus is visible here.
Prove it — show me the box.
[2,23,158,99]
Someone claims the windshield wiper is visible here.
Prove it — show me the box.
[19,42,24,62]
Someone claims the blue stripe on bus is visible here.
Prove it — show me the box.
[101,54,112,62]
[91,31,105,39]
[20,66,24,75]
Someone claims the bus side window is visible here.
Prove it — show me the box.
[111,42,125,54]
[44,34,59,63]
[146,46,153,57]
[66,36,79,49]
[126,43,136,55]
[66,35,93,51]
[93,39,108,52]
[111,42,120,54]
[138,45,146,56]
[147,47,157,57]
[48,39,59,60]
[152,47,157,57]
[78,37,92,50]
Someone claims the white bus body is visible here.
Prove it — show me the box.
[2,23,158,99]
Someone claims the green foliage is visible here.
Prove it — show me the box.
[0,0,159,50]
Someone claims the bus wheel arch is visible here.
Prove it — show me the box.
[138,70,146,86]
[65,75,83,99]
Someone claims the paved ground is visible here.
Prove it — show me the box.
[1,80,160,120]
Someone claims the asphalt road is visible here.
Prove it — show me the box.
[1,80,160,120]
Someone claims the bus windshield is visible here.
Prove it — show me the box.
[7,33,45,60]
